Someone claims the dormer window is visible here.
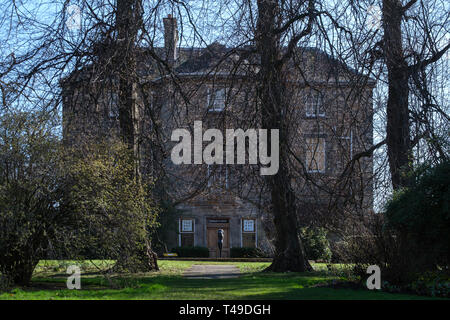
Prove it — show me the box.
[305,91,325,117]
[207,87,226,112]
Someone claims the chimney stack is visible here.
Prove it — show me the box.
[163,14,179,65]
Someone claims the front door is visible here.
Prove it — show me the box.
[207,225,230,258]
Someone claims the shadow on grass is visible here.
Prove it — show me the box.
[3,271,435,300]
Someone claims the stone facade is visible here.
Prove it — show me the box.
[61,16,374,257]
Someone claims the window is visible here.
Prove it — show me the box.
[207,164,229,188]
[207,87,226,112]
[182,219,193,232]
[338,131,353,172]
[305,137,326,173]
[179,218,195,246]
[305,91,325,117]
[242,219,256,248]
[107,92,119,119]
[243,219,254,232]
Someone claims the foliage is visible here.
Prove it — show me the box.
[61,140,159,272]
[300,227,332,262]
[230,247,267,258]
[150,198,181,256]
[383,271,450,298]
[333,161,450,293]
[0,111,63,286]
[0,111,159,287]
[171,246,209,258]
[384,160,450,270]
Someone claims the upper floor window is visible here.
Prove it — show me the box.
[207,164,229,188]
[207,87,226,112]
[337,131,353,171]
[305,91,325,117]
[107,92,119,119]
[305,137,326,173]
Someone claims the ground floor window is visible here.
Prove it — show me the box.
[179,218,195,246]
[241,218,256,248]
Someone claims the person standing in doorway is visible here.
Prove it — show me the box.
[218,229,224,258]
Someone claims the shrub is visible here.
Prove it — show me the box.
[171,246,209,258]
[321,161,450,294]
[150,199,181,257]
[0,111,160,288]
[300,227,332,262]
[329,240,352,263]
[338,160,450,289]
[230,247,267,258]
[62,141,159,273]
[384,160,450,279]
[384,271,450,298]
[0,111,62,286]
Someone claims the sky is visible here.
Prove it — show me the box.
[1,0,448,211]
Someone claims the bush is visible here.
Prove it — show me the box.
[62,141,159,273]
[0,111,62,286]
[321,161,450,295]
[384,271,450,298]
[330,240,350,263]
[150,199,181,257]
[300,227,332,262]
[0,111,160,287]
[384,160,450,278]
[230,247,266,258]
[171,246,209,257]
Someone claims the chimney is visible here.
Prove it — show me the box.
[163,14,179,65]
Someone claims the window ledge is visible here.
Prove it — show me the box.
[304,114,326,119]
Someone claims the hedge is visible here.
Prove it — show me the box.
[171,246,210,258]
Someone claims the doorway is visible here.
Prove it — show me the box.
[206,218,230,258]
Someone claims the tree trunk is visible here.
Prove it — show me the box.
[383,0,412,189]
[114,240,159,273]
[114,0,158,271]
[116,0,139,151]
[10,260,39,286]
[2,250,40,287]
[256,0,312,272]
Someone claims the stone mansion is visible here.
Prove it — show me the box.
[61,15,374,257]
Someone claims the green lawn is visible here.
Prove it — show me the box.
[0,260,442,300]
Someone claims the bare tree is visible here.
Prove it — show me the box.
[254,0,316,271]
[1,0,447,277]
[381,0,449,189]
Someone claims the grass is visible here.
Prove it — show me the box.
[0,260,443,300]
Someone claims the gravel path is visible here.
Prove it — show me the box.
[183,264,241,279]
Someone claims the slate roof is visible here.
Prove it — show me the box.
[61,41,374,88]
